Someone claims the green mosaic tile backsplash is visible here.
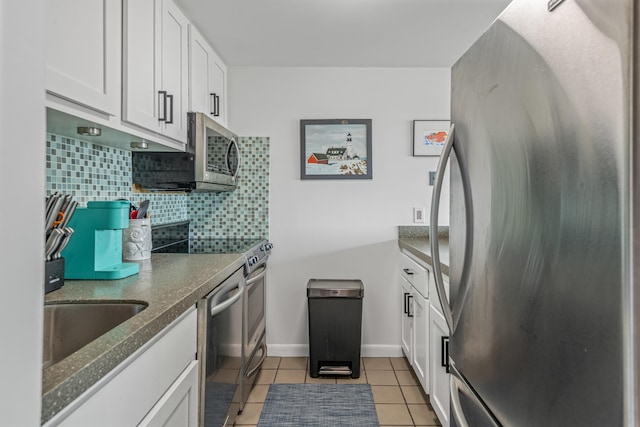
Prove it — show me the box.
[45,133,269,239]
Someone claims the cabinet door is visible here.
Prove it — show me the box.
[160,0,189,142]
[46,0,119,115]
[400,276,413,360]
[429,304,450,427]
[138,360,199,427]
[189,26,214,116]
[411,290,429,393]
[122,0,162,133]
[210,54,227,126]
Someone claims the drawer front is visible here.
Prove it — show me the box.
[400,252,428,298]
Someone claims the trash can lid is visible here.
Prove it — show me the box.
[307,279,364,298]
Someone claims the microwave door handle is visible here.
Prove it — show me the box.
[227,139,241,179]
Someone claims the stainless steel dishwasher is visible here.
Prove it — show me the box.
[197,267,245,427]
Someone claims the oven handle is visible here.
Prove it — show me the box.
[210,279,244,317]
[246,264,267,286]
[245,340,267,379]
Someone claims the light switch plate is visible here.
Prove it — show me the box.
[429,171,436,186]
[413,207,426,223]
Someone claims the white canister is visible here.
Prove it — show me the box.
[123,218,152,261]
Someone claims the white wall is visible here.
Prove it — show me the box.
[0,1,45,425]
[229,67,450,356]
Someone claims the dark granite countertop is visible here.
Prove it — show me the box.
[42,252,245,424]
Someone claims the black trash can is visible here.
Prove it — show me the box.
[307,279,364,378]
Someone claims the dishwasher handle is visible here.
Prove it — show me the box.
[210,278,245,317]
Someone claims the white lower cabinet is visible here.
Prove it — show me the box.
[400,248,451,427]
[138,360,199,427]
[429,304,450,427]
[399,252,430,393]
[411,288,429,393]
[400,277,413,358]
[44,307,198,427]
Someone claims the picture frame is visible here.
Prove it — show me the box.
[300,119,372,180]
[412,120,451,156]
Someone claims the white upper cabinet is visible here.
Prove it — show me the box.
[122,0,159,132]
[45,0,120,115]
[211,56,227,126]
[160,0,189,141]
[123,0,189,143]
[189,25,228,126]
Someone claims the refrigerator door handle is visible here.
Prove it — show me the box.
[450,363,501,427]
[429,123,474,333]
[450,372,471,427]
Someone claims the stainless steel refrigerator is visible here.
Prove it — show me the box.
[429,0,638,425]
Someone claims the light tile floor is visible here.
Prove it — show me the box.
[235,356,441,426]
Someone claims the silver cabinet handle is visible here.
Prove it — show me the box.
[429,123,474,334]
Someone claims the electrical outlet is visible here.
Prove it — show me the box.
[429,171,436,186]
[413,207,426,223]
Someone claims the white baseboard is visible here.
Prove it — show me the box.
[266,344,403,358]
[361,345,404,357]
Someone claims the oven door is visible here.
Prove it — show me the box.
[243,263,266,362]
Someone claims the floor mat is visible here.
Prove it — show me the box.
[258,383,380,427]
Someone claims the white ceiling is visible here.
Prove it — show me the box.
[174,0,513,67]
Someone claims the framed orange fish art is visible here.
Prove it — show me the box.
[413,120,450,156]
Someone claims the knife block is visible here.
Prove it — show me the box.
[62,201,139,280]
[44,258,65,293]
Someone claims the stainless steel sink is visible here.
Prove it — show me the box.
[42,302,147,369]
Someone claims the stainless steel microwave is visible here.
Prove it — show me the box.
[132,112,240,192]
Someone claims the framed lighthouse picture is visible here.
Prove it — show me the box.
[300,119,372,180]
